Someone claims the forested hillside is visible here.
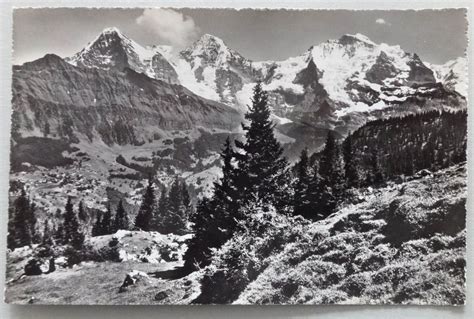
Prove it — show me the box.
[350,110,467,180]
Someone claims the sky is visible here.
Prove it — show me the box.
[13,8,467,65]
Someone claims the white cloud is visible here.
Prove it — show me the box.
[136,9,200,48]
[375,18,388,25]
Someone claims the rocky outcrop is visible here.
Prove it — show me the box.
[407,53,436,85]
[366,51,398,84]
[119,270,151,293]
[149,53,179,84]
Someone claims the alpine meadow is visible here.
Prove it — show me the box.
[5,8,468,305]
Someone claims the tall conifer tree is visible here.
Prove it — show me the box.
[78,200,87,222]
[161,178,187,234]
[62,197,84,249]
[342,134,360,188]
[134,178,156,231]
[183,138,240,272]
[293,148,312,218]
[316,131,341,218]
[92,211,103,237]
[101,204,113,235]
[234,82,288,207]
[8,189,36,249]
[113,200,129,231]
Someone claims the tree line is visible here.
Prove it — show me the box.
[348,109,467,179]
[7,176,192,251]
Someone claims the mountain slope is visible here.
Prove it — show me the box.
[11,53,243,209]
[13,53,241,145]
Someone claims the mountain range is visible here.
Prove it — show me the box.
[64,28,466,149]
[10,27,467,208]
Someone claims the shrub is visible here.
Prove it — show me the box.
[372,264,414,288]
[339,272,372,297]
[383,197,466,247]
[24,258,43,276]
[64,246,82,267]
[195,207,304,304]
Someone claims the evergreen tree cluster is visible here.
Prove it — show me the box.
[349,109,467,181]
[292,131,347,220]
[31,197,87,256]
[134,177,191,234]
[7,188,38,250]
[92,200,130,236]
[292,110,467,221]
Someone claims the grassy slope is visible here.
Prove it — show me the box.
[5,261,201,305]
[233,163,466,305]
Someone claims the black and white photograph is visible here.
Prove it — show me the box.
[4,7,468,305]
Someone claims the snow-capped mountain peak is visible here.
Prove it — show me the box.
[67,27,151,68]
[338,33,377,46]
[175,33,255,104]
[429,57,468,97]
[101,26,122,35]
[180,33,239,67]
[67,27,179,83]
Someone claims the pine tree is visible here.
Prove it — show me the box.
[152,187,168,231]
[78,201,87,222]
[101,204,113,235]
[307,161,324,220]
[316,131,341,218]
[293,148,312,218]
[183,198,218,272]
[42,220,53,247]
[92,211,103,237]
[62,197,84,249]
[8,189,36,249]
[134,178,156,231]
[367,148,385,186]
[113,200,129,231]
[234,82,288,208]
[212,137,240,232]
[181,182,191,217]
[54,223,65,245]
[162,178,187,234]
[183,138,240,272]
[404,151,415,176]
[331,144,346,203]
[319,131,337,178]
[342,134,360,188]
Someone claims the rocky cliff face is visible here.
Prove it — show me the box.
[13,54,241,145]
